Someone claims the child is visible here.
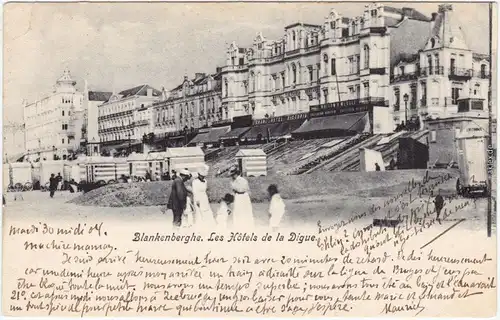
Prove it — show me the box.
[216,193,234,229]
[268,184,285,231]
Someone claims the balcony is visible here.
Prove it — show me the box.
[134,119,150,126]
[420,66,444,77]
[391,71,418,83]
[369,27,387,34]
[285,48,300,56]
[449,68,473,80]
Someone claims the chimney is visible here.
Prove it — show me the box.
[402,8,414,18]
[147,88,153,97]
[430,12,438,33]
[216,67,222,73]
[184,74,188,81]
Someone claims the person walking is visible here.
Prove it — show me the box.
[192,164,215,229]
[229,167,254,229]
[49,174,58,198]
[167,169,191,229]
[434,190,444,223]
[268,184,286,231]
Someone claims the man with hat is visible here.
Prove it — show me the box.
[167,168,191,228]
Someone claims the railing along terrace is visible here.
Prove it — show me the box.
[449,68,473,77]
[391,71,418,82]
[420,66,444,76]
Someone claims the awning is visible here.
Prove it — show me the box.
[293,112,369,136]
[220,127,251,140]
[241,123,280,141]
[189,126,230,144]
[270,119,306,139]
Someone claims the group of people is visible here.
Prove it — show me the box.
[166,165,286,230]
[48,173,63,198]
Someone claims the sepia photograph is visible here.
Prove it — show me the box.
[2,1,497,317]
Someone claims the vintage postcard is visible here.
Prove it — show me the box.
[2,1,497,317]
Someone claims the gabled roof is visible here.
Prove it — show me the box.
[236,149,266,157]
[88,91,112,102]
[389,18,431,72]
[119,85,162,98]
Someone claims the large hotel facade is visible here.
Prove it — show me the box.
[14,3,491,158]
[218,3,490,134]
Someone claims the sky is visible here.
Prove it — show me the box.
[3,2,491,123]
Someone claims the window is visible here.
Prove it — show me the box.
[474,83,480,95]
[481,64,487,78]
[348,57,354,74]
[331,58,336,75]
[400,66,405,75]
[61,124,68,130]
[371,9,377,17]
[62,110,65,116]
[239,58,244,65]
[410,85,417,109]
[224,81,228,97]
[62,138,65,144]
[451,87,462,104]
[323,88,329,103]
[330,21,335,29]
[308,66,314,82]
[363,82,369,97]
[356,55,360,73]
[363,45,370,69]
[421,82,427,105]
[434,54,440,73]
[394,88,400,111]
[427,55,433,75]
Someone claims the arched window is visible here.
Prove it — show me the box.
[292,64,297,84]
[224,80,228,97]
[250,72,255,92]
[257,72,262,90]
[364,45,370,69]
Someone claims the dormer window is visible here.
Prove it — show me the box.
[430,38,436,48]
[371,9,377,17]
[400,66,405,75]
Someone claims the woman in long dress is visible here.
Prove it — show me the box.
[181,172,195,228]
[192,165,216,229]
[229,167,255,229]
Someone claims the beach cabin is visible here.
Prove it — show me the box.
[235,149,267,177]
[145,152,169,180]
[39,161,66,186]
[127,152,148,178]
[63,161,80,183]
[77,156,128,184]
[164,147,205,175]
[9,162,33,187]
[359,148,385,172]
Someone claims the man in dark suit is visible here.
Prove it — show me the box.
[49,174,58,198]
[167,169,191,228]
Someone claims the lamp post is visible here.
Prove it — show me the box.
[403,93,409,126]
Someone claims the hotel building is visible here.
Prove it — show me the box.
[98,85,161,153]
[24,69,85,160]
[220,3,490,135]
